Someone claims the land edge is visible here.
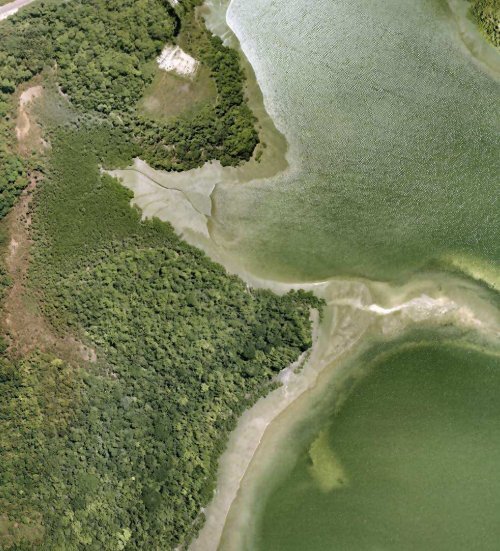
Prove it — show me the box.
[3,1,498,549]
[216,337,500,551]
[181,1,500,548]
[446,0,500,81]
[187,263,500,550]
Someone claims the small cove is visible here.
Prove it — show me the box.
[240,340,500,551]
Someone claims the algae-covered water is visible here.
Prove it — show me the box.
[237,342,500,551]
[210,0,499,283]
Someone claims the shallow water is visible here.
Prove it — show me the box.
[190,273,500,550]
[246,341,500,551]
[108,1,500,548]
[185,1,500,549]
[209,0,499,283]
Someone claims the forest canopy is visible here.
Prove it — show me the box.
[0,2,318,547]
[0,126,320,549]
[0,0,258,173]
[469,0,500,46]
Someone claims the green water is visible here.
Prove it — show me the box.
[251,342,500,551]
[121,1,500,548]
[211,0,500,282]
[200,1,500,549]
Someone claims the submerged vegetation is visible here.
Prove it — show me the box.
[0,1,318,546]
[469,0,500,46]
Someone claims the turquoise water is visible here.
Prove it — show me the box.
[211,0,500,282]
[250,342,500,551]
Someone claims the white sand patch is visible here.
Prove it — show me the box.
[157,45,199,77]
[0,6,18,19]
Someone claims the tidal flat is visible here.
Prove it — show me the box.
[109,0,500,549]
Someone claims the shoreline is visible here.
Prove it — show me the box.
[107,2,500,549]
[107,3,500,548]
[446,0,500,81]
[218,336,500,551]
[188,267,500,550]
[0,0,36,20]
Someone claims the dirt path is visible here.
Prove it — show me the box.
[2,177,52,356]
[16,86,42,140]
[0,0,36,21]
[1,87,96,363]
[2,174,97,362]
[16,85,45,154]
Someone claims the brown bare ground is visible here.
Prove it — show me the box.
[1,88,97,364]
[15,85,47,156]
[2,174,97,363]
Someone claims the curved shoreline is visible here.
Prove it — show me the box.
[218,337,500,550]
[104,1,500,549]
[188,266,499,550]
[446,0,500,81]
[108,2,500,548]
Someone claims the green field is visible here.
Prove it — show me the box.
[138,64,217,120]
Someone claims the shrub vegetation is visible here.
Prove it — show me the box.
[469,0,500,46]
[0,2,318,548]
[0,125,320,549]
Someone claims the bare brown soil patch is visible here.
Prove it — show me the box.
[3,177,50,355]
[3,89,97,362]
[2,175,97,363]
[16,85,47,156]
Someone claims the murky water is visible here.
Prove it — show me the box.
[108,1,500,548]
[242,341,500,551]
[191,1,500,549]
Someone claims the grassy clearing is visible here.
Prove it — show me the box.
[138,64,216,121]
[0,513,44,549]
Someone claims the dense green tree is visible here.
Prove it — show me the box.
[469,0,500,46]
[0,1,302,548]
[0,128,321,549]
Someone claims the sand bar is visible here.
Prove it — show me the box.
[105,2,500,545]
[157,45,199,77]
